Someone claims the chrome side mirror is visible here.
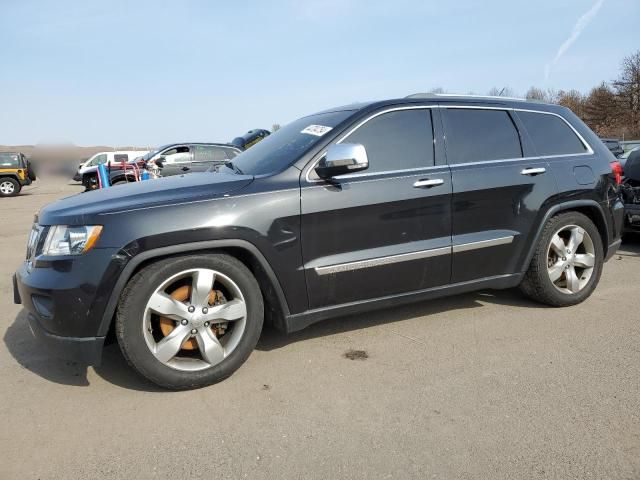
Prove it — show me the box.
[315,143,369,179]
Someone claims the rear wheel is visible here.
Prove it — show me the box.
[520,212,603,306]
[0,177,20,197]
[116,254,264,389]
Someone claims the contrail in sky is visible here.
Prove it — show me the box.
[544,0,605,80]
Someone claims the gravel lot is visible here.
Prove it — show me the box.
[1,176,639,479]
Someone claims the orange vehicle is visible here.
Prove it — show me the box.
[0,152,36,197]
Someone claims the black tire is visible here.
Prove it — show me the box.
[519,211,604,307]
[0,177,21,197]
[116,253,264,390]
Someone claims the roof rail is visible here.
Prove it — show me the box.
[406,93,528,102]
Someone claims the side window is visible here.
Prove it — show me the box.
[193,145,229,163]
[162,146,191,164]
[225,148,240,160]
[342,109,434,174]
[443,109,522,164]
[90,154,108,166]
[517,111,588,156]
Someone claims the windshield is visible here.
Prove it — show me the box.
[141,145,171,161]
[0,153,21,168]
[230,110,355,176]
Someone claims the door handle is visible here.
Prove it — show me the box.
[413,178,444,188]
[521,167,546,176]
[181,166,190,171]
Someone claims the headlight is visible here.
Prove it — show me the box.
[42,225,103,256]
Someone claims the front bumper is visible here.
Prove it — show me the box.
[13,247,121,365]
[14,274,105,365]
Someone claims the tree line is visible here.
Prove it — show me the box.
[435,51,640,140]
[522,51,639,140]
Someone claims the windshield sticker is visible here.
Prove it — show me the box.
[301,125,333,136]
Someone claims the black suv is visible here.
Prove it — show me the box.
[14,95,624,389]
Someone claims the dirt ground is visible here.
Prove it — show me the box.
[1,176,639,479]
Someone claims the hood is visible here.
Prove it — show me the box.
[38,171,254,225]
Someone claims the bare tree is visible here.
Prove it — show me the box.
[557,90,586,117]
[612,51,640,138]
[526,87,547,101]
[583,83,619,137]
[271,123,281,132]
[488,86,517,97]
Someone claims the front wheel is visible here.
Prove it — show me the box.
[116,254,264,390]
[520,212,604,307]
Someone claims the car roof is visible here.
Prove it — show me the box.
[318,94,570,118]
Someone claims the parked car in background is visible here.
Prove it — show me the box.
[14,94,624,389]
[231,129,271,150]
[619,149,640,233]
[601,138,624,157]
[621,140,640,155]
[144,143,241,176]
[0,152,36,197]
[618,146,640,167]
[81,155,149,191]
[73,150,149,182]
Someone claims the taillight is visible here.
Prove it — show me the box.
[611,161,623,185]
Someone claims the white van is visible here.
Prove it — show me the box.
[74,150,149,180]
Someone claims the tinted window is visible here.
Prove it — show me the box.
[344,109,434,173]
[443,109,522,164]
[518,111,587,156]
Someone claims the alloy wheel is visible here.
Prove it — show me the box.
[0,181,15,195]
[546,225,596,294]
[142,268,247,371]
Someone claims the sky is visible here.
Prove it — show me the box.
[0,0,638,146]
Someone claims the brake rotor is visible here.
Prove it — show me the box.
[158,285,224,350]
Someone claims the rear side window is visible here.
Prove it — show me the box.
[518,111,587,156]
[194,145,229,163]
[343,109,434,173]
[443,109,522,164]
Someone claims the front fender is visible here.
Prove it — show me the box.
[97,238,291,336]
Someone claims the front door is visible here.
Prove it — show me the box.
[441,106,558,283]
[300,107,452,309]
[159,145,193,177]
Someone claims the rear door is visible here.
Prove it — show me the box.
[300,107,452,309]
[442,106,558,283]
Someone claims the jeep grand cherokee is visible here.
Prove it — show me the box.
[14,94,624,389]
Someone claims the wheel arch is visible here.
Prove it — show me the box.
[520,199,609,272]
[98,239,290,337]
[0,173,20,181]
